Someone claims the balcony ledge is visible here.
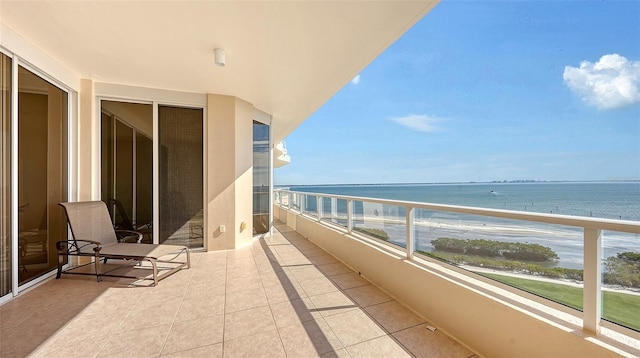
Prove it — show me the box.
[275,205,640,358]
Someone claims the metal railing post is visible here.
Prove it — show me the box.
[583,228,602,334]
[406,206,415,259]
[317,195,322,222]
[347,199,353,233]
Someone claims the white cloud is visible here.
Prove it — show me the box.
[351,74,361,85]
[388,114,442,133]
[563,54,640,110]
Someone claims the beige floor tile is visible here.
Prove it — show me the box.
[226,257,256,271]
[193,259,227,271]
[264,281,307,304]
[308,291,359,317]
[224,286,268,313]
[324,309,386,347]
[299,277,340,296]
[32,335,109,358]
[344,284,392,308]
[301,247,329,258]
[282,255,314,266]
[225,273,263,293]
[184,281,226,300]
[259,269,291,287]
[175,294,225,322]
[223,329,286,358]
[48,311,129,343]
[290,265,327,281]
[393,324,474,358]
[120,297,182,331]
[346,335,412,358]
[272,244,300,255]
[321,348,352,358]
[330,272,369,290]
[143,284,189,302]
[263,235,291,245]
[224,305,276,341]
[271,297,318,327]
[97,324,172,358]
[364,301,425,333]
[319,262,353,276]
[279,318,344,357]
[309,254,339,266]
[291,241,319,251]
[190,268,227,286]
[161,343,223,357]
[226,266,261,280]
[162,315,225,355]
[73,289,140,317]
[1,317,71,358]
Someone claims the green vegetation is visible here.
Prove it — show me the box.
[431,237,558,262]
[480,273,640,331]
[419,250,584,281]
[353,227,389,241]
[604,252,640,288]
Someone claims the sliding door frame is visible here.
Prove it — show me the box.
[0,50,76,297]
[95,87,206,249]
[253,109,273,238]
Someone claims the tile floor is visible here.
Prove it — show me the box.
[0,221,477,358]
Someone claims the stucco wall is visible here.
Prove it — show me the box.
[274,206,624,358]
[207,94,253,250]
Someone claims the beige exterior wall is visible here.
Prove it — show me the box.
[207,94,254,250]
[274,205,624,358]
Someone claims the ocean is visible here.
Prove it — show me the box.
[286,182,640,269]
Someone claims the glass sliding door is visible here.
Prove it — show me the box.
[253,121,270,235]
[101,101,153,242]
[0,53,11,296]
[17,66,68,285]
[158,105,203,248]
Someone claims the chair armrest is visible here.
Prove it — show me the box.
[56,239,102,254]
[115,230,143,243]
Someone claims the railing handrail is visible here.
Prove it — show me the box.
[274,189,640,234]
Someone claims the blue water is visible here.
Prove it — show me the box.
[286,182,640,269]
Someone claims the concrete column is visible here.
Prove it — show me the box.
[207,94,253,250]
[78,79,95,201]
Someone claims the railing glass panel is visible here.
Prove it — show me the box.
[302,194,318,218]
[352,201,406,249]
[602,231,640,331]
[319,197,348,227]
[412,209,586,311]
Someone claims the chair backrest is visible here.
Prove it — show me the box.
[59,201,119,251]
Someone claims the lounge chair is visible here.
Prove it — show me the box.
[57,201,190,286]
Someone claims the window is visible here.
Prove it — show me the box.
[253,121,270,235]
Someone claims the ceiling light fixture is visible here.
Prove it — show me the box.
[214,48,226,67]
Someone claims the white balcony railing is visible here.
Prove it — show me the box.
[274,189,640,338]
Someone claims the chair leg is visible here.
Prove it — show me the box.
[151,259,158,286]
[56,253,64,279]
[94,256,102,282]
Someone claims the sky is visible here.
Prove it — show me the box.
[275,1,640,185]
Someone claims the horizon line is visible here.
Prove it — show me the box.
[274,179,640,187]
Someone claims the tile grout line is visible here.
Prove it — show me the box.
[156,259,192,356]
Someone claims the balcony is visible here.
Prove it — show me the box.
[274,189,640,357]
[0,222,476,358]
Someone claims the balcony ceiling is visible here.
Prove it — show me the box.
[0,1,438,142]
